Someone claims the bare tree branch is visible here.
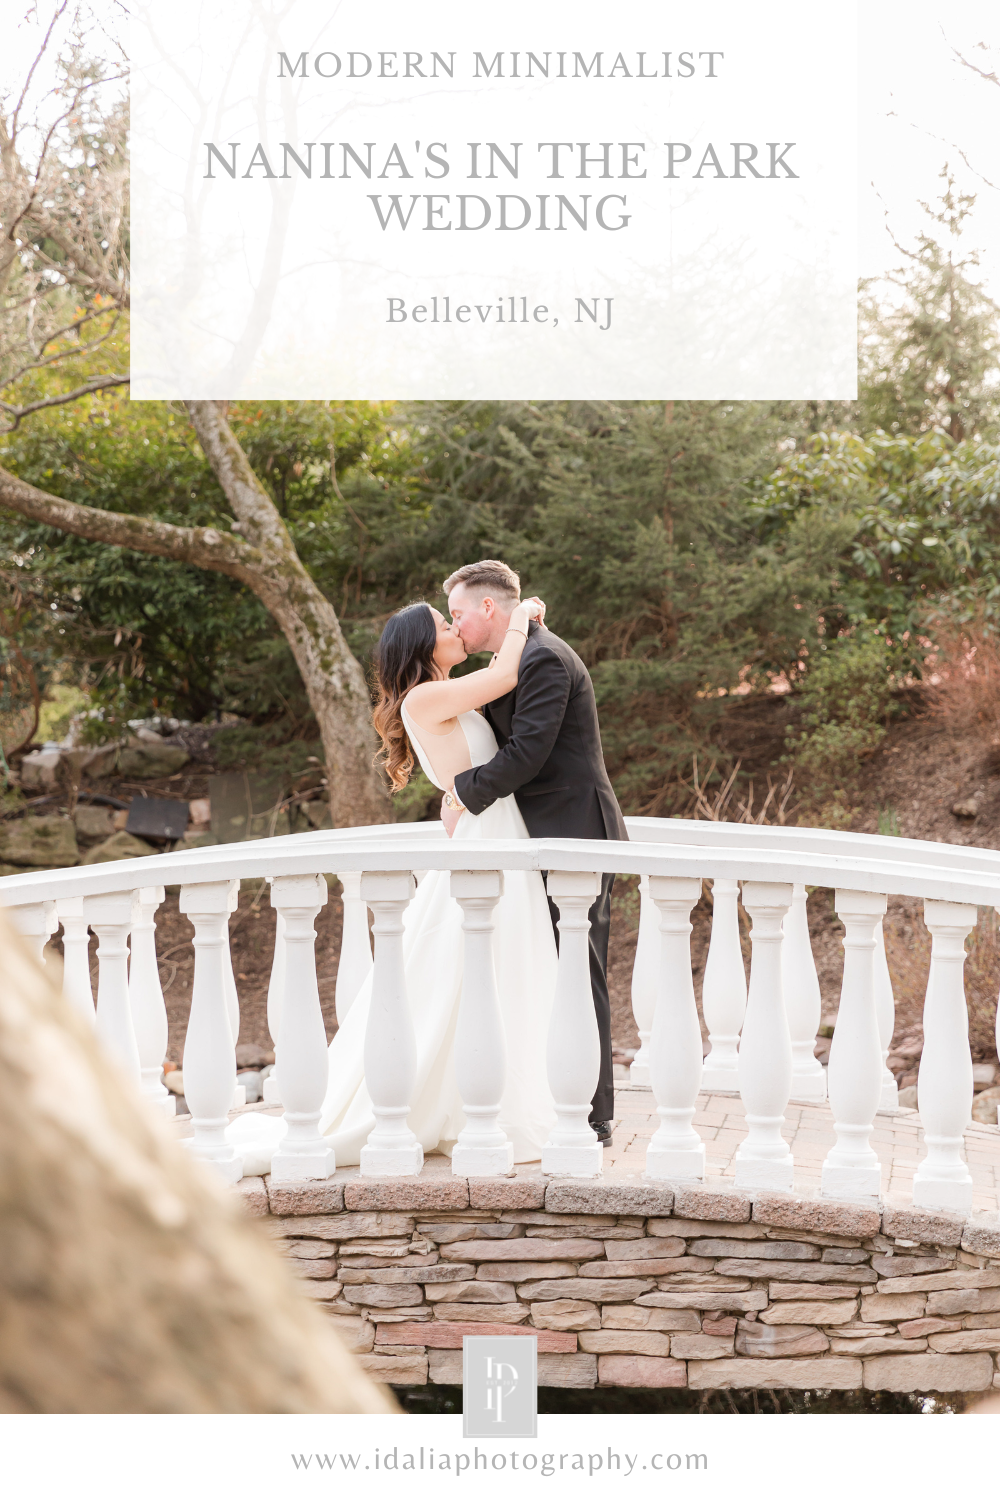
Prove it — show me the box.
[943,32,999,195]
[950,37,999,89]
[0,308,123,389]
[1,11,129,421]
[0,374,131,428]
[12,2,70,132]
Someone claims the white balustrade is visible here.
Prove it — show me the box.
[269,874,336,1182]
[335,869,374,1024]
[913,898,977,1213]
[821,889,887,1198]
[734,881,794,1191]
[262,893,286,1105]
[542,868,603,1177]
[56,896,95,1024]
[783,883,826,1103]
[875,918,899,1112]
[128,885,173,1115]
[645,875,706,1181]
[84,891,140,1081]
[628,874,657,1087]
[450,869,512,1176]
[360,870,423,1176]
[700,877,747,1093]
[9,898,57,964]
[4,814,1000,1216]
[179,881,243,1183]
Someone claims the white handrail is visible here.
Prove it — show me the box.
[628,814,1000,876]
[3,829,1000,905]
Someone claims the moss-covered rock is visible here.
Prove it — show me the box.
[117,744,190,778]
[172,830,218,851]
[80,831,157,865]
[0,815,79,868]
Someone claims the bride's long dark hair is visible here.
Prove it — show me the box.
[372,602,439,791]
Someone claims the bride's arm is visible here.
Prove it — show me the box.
[407,601,538,725]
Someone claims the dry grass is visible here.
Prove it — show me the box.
[681,756,797,824]
[964,908,1000,1064]
[926,623,1000,756]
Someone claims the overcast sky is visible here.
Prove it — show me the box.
[860,1,998,296]
[4,1,999,298]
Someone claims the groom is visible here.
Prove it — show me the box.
[441,558,628,1143]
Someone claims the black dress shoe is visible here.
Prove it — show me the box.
[591,1119,614,1146]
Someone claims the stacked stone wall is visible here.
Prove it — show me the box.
[237,1175,1000,1393]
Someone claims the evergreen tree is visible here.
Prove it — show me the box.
[859,171,1000,441]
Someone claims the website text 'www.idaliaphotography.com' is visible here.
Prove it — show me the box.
[291,1446,708,1477]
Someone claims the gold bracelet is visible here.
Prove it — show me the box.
[505,627,528,637]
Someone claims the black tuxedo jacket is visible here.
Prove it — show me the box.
[453,623,627,842]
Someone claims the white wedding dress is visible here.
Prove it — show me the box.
[228,701,558,1174]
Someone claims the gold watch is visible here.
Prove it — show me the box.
[444,789,465,811]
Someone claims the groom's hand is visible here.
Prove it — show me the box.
[441,794,463,837]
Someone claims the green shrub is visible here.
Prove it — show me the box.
[393,768,440,823]
[786,631,900,807]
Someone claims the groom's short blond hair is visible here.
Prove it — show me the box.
[442,559,521,604]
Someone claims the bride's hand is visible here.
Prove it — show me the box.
[522,596,546,625]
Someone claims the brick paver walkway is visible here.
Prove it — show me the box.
[190,1083,1000,1214]
[603,1084,1000,1213]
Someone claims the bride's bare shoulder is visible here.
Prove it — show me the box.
[403,681,459,735]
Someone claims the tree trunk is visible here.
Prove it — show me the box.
[183,402,392,826]
[0,403,393,826]
[0,915,396,1413]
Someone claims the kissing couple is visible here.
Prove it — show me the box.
[230,559,626,1173]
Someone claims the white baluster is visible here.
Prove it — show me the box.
[222,880,245,1108]
[450,869,512,1177]
[128,885,173,1115]
[56,896,95,1024]
[821,889,887,1198]
[335,869,374,1025]
[9,900,57,965]
[628,875,657,1087]
[541,869,603,1178]
[645,875,706,1181]
[262,890,285,1105]
[912,898,976,1213]
[784,883,826,1103]
[179,881,243,1183]
[84,891,140,1081]
[360,870,423,1176]
[269,874,336,1182]
[734,881,794,1191]
[701,878,747,1093]
[875,917,899,1112]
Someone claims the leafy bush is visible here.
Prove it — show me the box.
[392,768,440,823]
[785,631,902,813]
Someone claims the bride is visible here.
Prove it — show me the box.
[230,595,558,1172]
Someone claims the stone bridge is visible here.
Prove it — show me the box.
[229,1089,1000,1395]
[4,816,1000,1394]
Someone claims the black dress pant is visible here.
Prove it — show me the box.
[544,871,616,1124]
